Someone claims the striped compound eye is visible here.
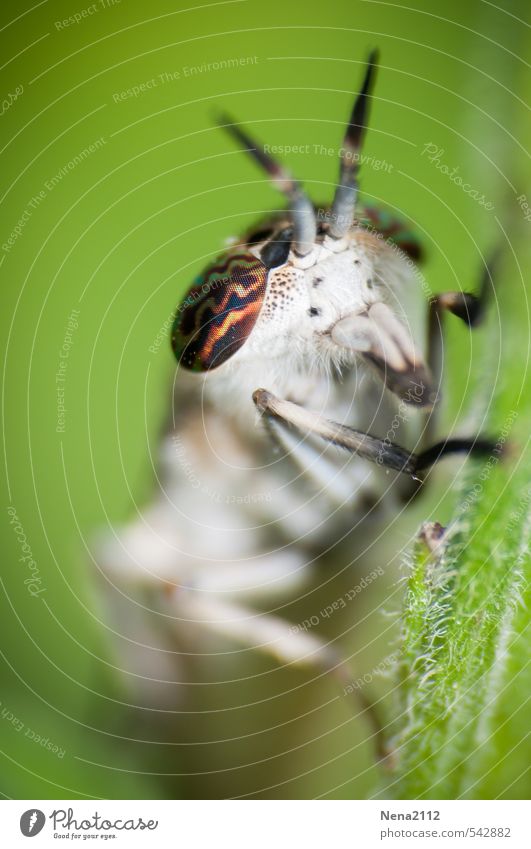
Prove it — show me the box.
[171,250,269,372]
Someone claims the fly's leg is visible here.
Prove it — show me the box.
[398,249,500,500]
[164,589,391,764]
[253,389,497,480]
[260,410,379,506]
[424,249,500,446]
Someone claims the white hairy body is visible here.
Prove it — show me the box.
[96,225,426,703]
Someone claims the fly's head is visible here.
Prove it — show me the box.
[171,51,435,409]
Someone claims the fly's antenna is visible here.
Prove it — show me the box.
[328,50,379,240]
[216,113,317,257]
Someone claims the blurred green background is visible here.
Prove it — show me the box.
[1,0,529,799]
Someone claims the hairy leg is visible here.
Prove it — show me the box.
[253,389,496,483]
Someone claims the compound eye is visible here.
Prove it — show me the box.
[171,251,269,371]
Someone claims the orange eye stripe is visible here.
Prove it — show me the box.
[171,251,269,371]
[199,300,262,361]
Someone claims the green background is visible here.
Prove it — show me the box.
[1,0,529,799]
